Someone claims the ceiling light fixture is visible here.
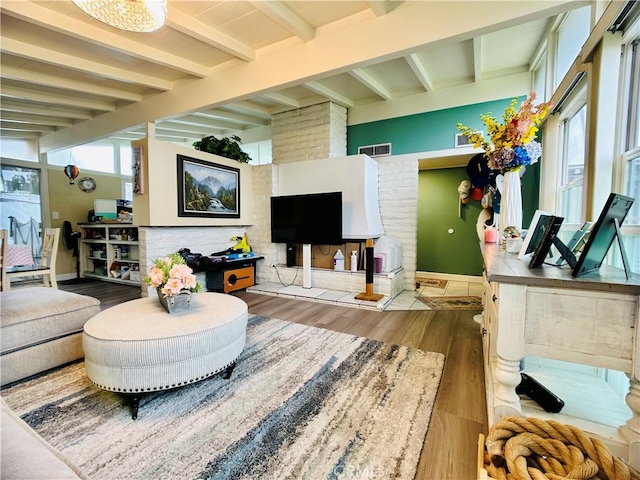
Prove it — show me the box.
[72,0,167,33]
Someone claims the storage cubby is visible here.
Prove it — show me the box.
[79,224,140,285]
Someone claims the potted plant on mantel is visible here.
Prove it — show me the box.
[193,134,252,163]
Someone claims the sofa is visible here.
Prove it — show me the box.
[0,287,101,386]
[1,287,100,479]
[1,398,87,479]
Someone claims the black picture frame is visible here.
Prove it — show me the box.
[177,154,240,218]
[528,215,564,269]
[518,209,553,260]
[571,193,634,277]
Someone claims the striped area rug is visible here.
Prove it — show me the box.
[2,315,445,480]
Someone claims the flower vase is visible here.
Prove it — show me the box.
[157,289,193,314]
[498,170,523,241]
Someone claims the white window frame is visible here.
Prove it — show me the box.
[556,84,588,226]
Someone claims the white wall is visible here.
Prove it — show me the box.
[133,137,254,227]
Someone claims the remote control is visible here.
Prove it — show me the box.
[516,373,565,413]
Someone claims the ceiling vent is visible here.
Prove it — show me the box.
[454,131,483,148]
[358,143,391,157]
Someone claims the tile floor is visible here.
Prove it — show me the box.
[248,275,484,311]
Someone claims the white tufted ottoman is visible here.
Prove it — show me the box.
[82,293,247,419]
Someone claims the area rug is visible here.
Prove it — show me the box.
[418,295,483,310]
[414,275,448,289]
[1,315,445,480]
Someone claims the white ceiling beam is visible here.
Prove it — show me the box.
[193,110,269,126]
[0,37,172,91]
[261,92,300,108]
[0,100,93,120]
[405,53,434,92]
[1,122,57,133]
[0,1,209,78]
[349,68,391,100]
[226,102,272,119]
[166,6,255,62]
[0,130,39,139]
[367,1,388,17]
[249,1,315,41]
[154,122,221,136]
[304,81,355,108]
[0,66,142,102]
[0,86,115,111]
[473,37,483,82]
[39,0,579,151]
[0,112,73,127]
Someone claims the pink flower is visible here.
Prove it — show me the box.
[148,267,165,288]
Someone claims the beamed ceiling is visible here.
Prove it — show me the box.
[0,0,591,153]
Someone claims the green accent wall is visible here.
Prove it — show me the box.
[418,167,484,275]
[348,98,521,155]
[347,97,541,277]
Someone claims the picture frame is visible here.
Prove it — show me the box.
[132,146,145,195]
[517,209,553,260]
[571,193,634,277]
[528,215,564,269]
[177,154,240,218]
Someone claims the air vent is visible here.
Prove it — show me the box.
[455,131,483,148]
[358,143,392,157]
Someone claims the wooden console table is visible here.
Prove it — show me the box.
[480,243,639,469]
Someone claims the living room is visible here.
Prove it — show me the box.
[1,1,640,479]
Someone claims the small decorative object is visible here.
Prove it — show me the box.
[484,226,498,243]
[503,226,523,254]
[192,134,251,163]
[457,92,553,233]
[133,146,145,195]
[144,253,202,314]
[78,177,96,192]
[64,164,79,185]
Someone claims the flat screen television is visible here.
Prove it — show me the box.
[271,192,343,245]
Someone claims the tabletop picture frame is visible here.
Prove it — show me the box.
[518,209,553,260]
[177,154,240,218]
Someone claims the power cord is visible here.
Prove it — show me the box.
[272,264,299,287]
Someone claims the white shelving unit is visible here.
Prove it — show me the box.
[79,223,140,286]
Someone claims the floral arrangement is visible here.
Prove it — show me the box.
[457,92,552,173]
[144,253,202,297]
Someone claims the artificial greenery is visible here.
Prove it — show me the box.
[192,134,251,163]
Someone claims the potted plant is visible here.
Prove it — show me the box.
[193,134,251,163]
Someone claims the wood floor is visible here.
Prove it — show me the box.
[59,281,488,480]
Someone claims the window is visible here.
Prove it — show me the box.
[0,138,39,162]
[120,144,132,176]
[555,6,591,89]
[47,144,115,173]
[618,34,640,274]
[558,101,587,225]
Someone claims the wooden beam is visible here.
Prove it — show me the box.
[0,112,73,127]
[1,37,172,91]
[405,53,434,92]
[0,1,210,78]
[304,81,354,108]
[0,100,93,120]
[349,68,391,100]
[0,86,115,112]
[250,1,315,41]
[473,36,483,82]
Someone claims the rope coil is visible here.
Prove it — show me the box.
[482,417,640,480]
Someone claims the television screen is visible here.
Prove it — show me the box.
[271,192,343,245]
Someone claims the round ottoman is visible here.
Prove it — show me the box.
[82,293,247,418]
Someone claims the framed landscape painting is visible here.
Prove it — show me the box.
[177,154,240,218]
